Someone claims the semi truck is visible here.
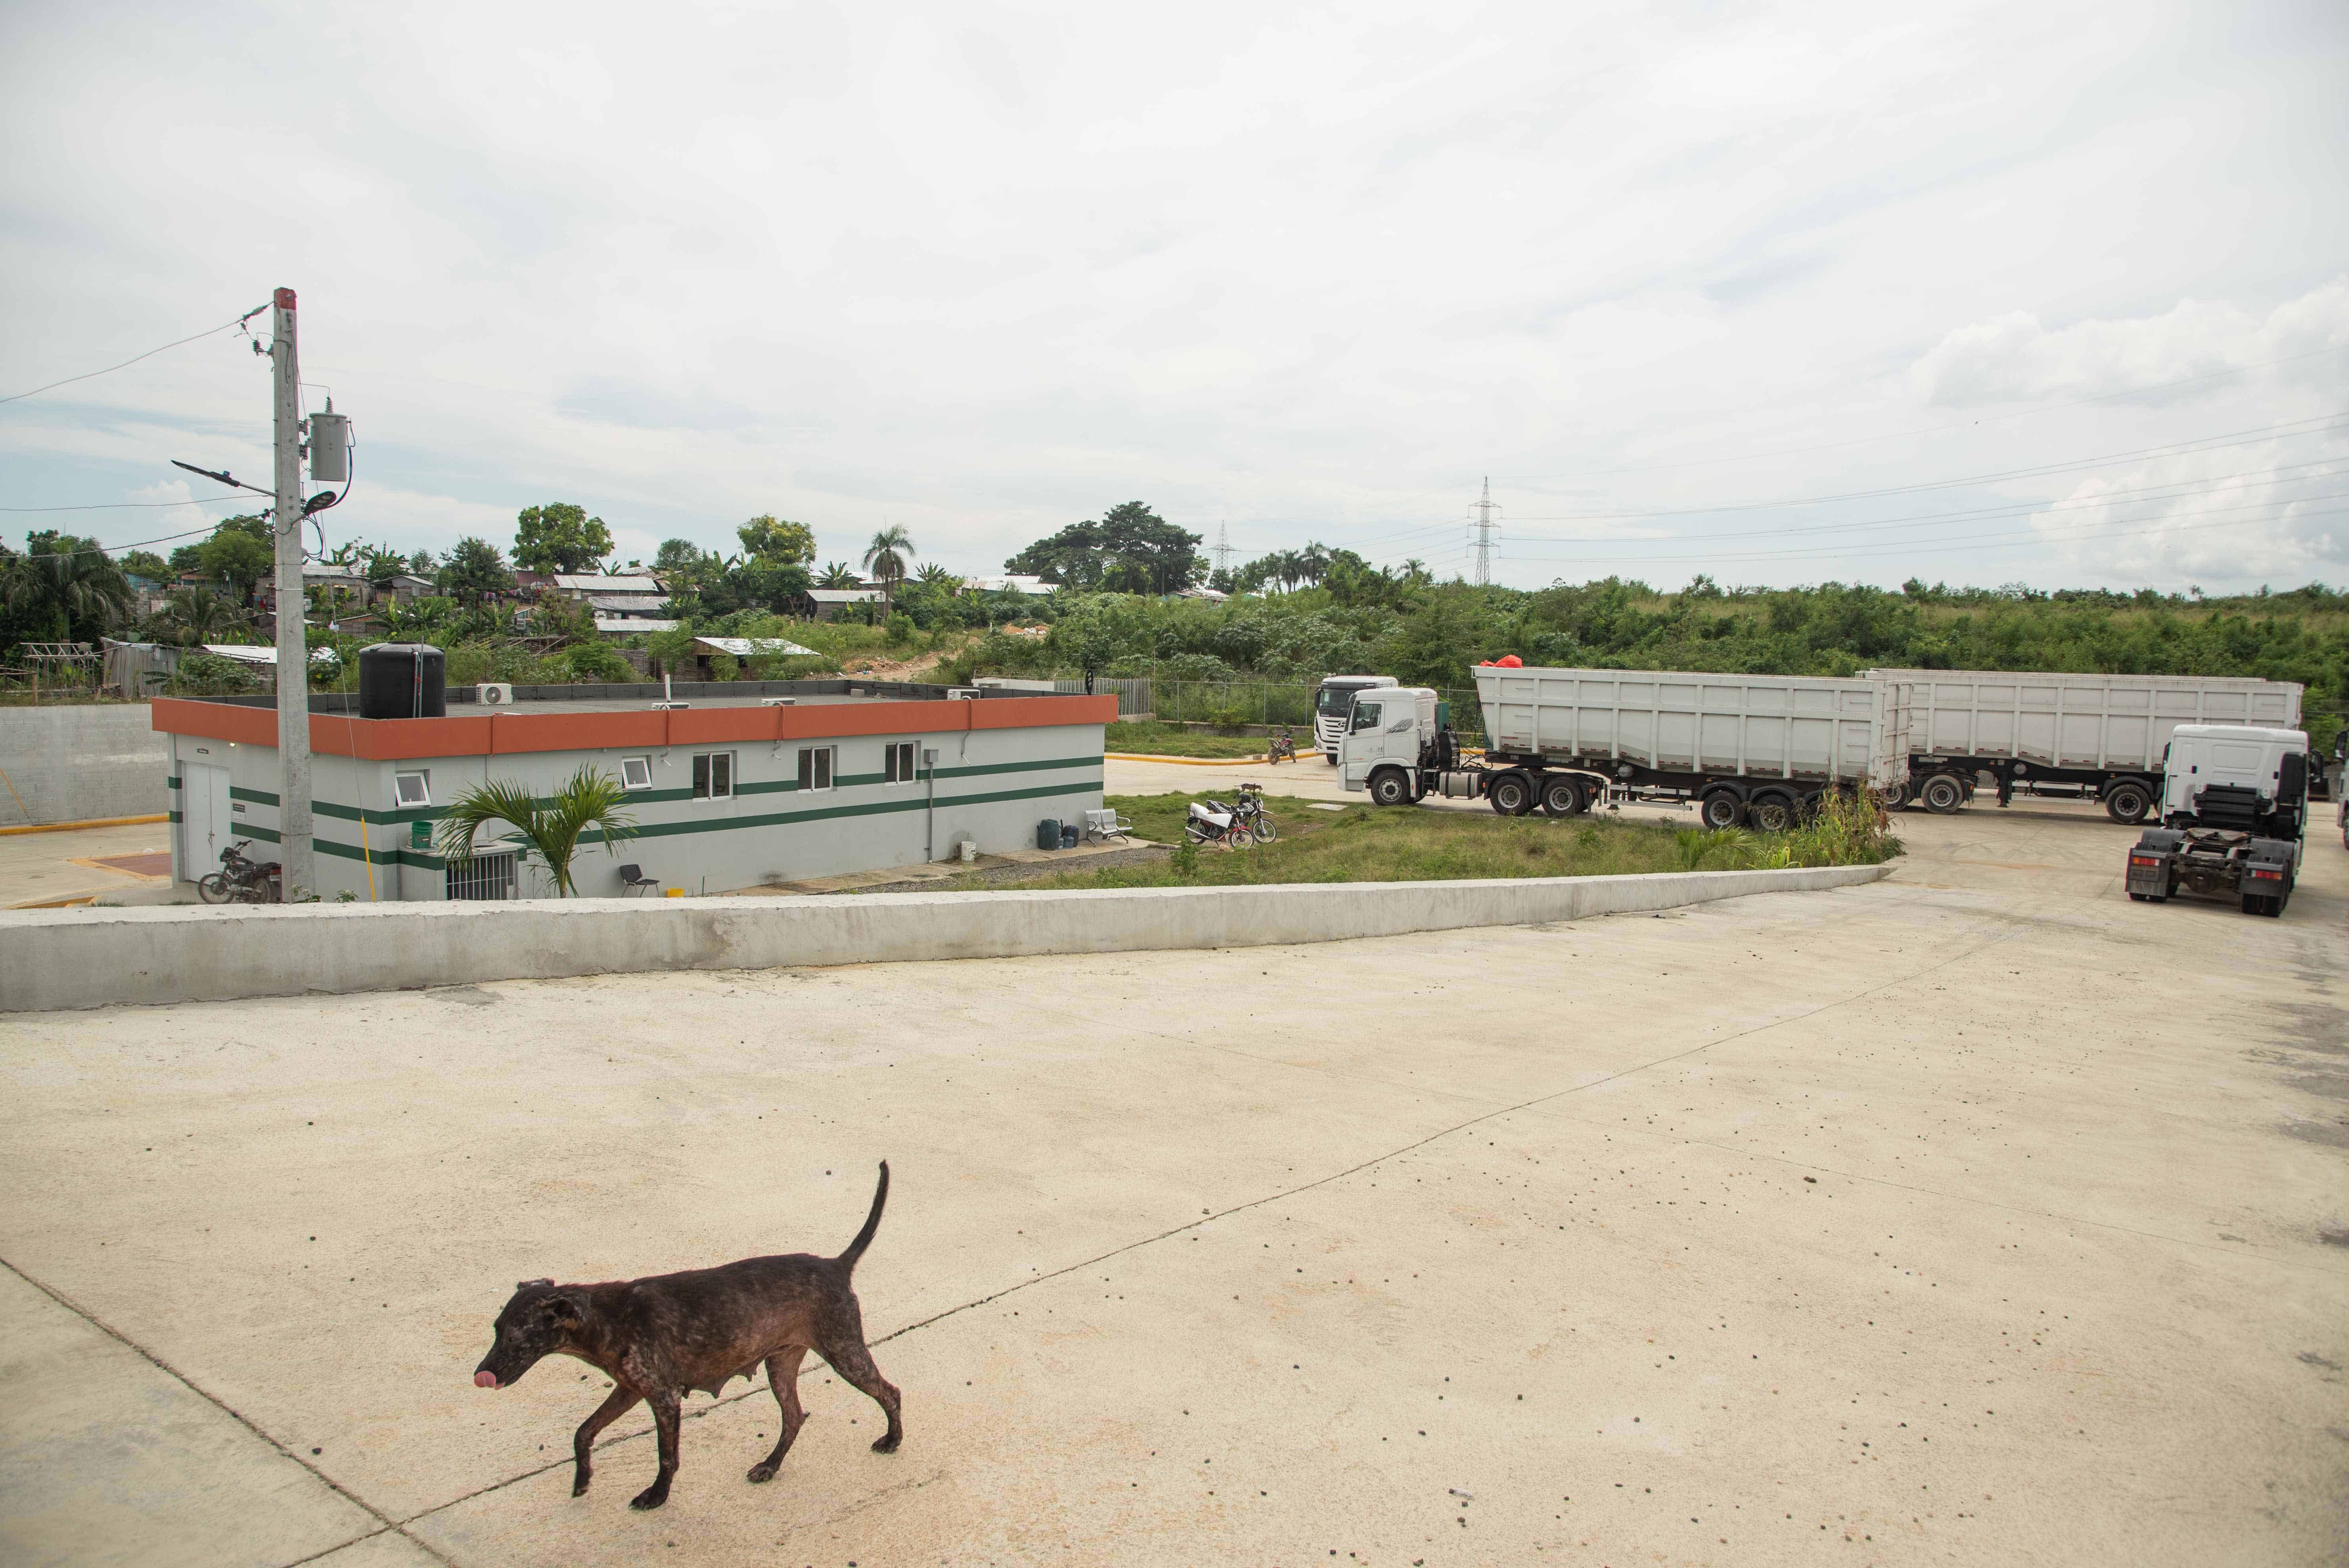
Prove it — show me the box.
[1313,673,1397,765]
[1338,666,1901,827]
[2124,723,2309,916]
[1871,668,2303,823]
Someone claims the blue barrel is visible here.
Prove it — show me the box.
[1036,819,1060,850]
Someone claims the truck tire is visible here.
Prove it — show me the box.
[1882,778,1911,811]
[1919,772,1967,814]
[1748,792,1797,833]
[1699,790,1743,829]
[1369,769,1413,807]
[2103,780,2153,825]
[1488,772,1535,817]
[1324,751,1339,766]
[1540,776,1586,818]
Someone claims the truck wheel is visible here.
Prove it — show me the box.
[1324,751,1339,766]
[1919,773,1966,814]
[1748,793,1797,833]
[1540,776,1586,818]
[1369,769,1413,807]
[1488,773,1534,817]
[1699,791,1743,829]
[1882,779,1911,811]
[2103,781,2152,825]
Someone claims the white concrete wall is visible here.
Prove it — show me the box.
[0,864,1893,1012]
[0,704,166,825]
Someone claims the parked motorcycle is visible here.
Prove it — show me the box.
[1187,783,1278,847]
[198,841,282,904]
[1266,728,1298,764]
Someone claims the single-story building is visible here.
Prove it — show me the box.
[807,587,883,621]
[594,616,679,639]
[155,680,1113,901]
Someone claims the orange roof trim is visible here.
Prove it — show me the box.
[152,694,1118,761]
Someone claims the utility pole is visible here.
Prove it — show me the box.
[1472,477,1499,587]
[269,286,315,900]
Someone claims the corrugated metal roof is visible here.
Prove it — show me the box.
[553,574,663,593]
[693,636,818,657]
[808,588,882,603]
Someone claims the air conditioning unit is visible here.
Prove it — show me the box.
[760,696,797,707]
[947,688,981,700]
[478,683,513,707]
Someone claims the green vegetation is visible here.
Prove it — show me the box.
[510,502,614,574]
[1103,721,1292,758]
[935,788,1899,893]
[435,766,638,897]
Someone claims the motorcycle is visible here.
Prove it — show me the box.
[198,841,283,904]
[1266,728,1298,764]
[1187,783,1278,847]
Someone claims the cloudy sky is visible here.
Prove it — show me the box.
[3,0,2345,593]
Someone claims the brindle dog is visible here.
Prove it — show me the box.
[473,1163,901,1510]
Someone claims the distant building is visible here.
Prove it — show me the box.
[807,587,884,621]
[963,574,1052,596]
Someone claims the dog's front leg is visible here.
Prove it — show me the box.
[572,1385,642,1497]
[630,1389,682,1510]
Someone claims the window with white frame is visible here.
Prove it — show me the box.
[394,770,431,807]
[620,755,653,791]
[692,751,733,800]
[882,741,917,784]
[796,746,834,792]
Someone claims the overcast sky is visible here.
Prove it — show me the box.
[3,0,2345,593]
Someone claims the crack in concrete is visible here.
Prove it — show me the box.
[0,1255,456,1568]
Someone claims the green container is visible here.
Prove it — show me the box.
[1036,819,1060,851]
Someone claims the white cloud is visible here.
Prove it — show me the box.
[1909,277,2349,408]
[1,0,2345,594]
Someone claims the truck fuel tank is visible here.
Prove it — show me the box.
[1438,771,1482,799]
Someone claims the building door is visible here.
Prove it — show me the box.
[183,762,232,878]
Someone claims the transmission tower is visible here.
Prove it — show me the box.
[1213,521,1234,580]
[1471,477,1499,586]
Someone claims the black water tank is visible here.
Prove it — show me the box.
[358,644,446,719]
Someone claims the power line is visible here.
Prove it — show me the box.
[1506,489,2349,567]
[1527,343,2349,481]
[0,305,268,407]
[1332,409,2349,555]
[0,497,267,513]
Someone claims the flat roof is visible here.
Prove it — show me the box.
[151,680,1115,762]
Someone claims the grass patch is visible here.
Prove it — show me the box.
[928,789,1900,892]
[1104,720,1298,759]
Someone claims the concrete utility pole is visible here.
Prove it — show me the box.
[269,286,315,899]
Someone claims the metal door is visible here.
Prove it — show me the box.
[183,762,232,876]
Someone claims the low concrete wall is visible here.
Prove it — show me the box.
[0,864,1892,1013]
[0,704,165,825]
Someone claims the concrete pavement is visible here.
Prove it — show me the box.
[0,800,2343,1566]
[0,820,180,909]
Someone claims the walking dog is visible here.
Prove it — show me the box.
[472,1162,902,1511]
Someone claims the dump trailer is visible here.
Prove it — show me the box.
[1337,667,1901,828]
[1872,669,2303,823]
[2124,724,2309,917]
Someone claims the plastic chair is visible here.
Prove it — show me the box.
[615,863,661,896]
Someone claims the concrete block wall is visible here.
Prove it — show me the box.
[0,704,167,825]
[0,863,1895,1012]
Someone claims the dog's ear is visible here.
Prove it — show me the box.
[515,1278,553,1291]
[540,1291,585,1327]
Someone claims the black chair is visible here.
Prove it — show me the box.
[615,863,661,896]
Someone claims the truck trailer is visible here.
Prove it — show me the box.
[1872,668,2303,823]
[2124,723,2309,916]
[1339,666,1902,828]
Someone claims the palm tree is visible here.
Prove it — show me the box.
[4,539,131,640]
[916,561,955,587]
[816,560,860,589]
[862,525,914,622]
[435,766,638,897]
[159,586,245,646]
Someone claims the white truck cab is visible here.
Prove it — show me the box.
[1314,674,1398,764]
[2160,724,2310,850]
[1339,687,1440,791]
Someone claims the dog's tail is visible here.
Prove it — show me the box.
[836,1161,889,1271]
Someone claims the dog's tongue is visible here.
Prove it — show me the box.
[474,1371,498,1389]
